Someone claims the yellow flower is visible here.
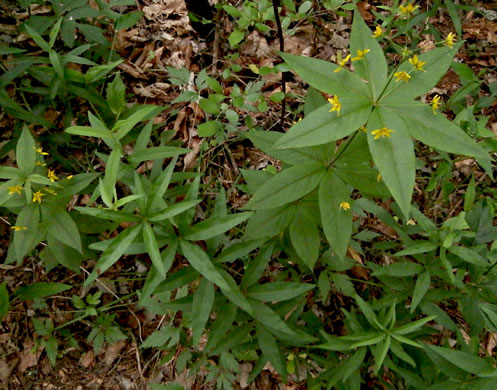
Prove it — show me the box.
[394,71,411,82]
[43,187,57,195]
[431,95,441,114]
[360,125,368,133]
[399,3,419,16]
[293,117,302,125]
[47,169,58,182]
[339,201,351,211]
[377,173,382,182]
[67,175,73,180]
[352,49,370,61]
[32,191,45,203]
[328,96,341,116]
[35,161,46,166]
[334,54,351,73]
[8,185,23,195]
[445,32,456,48]
[372,25,383,38]
[409,55,426,71]
[371,128,394,140]
[34,146,49,155]
[406,219,416,225]
[11,225,27,231]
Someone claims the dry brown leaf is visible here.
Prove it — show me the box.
[79,350,94,369]
[18,341,42,373]
[102,340,127,367]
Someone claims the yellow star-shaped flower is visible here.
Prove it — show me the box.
[34,146,49,155]
[394,71,411,82]
[431,95,441,114]
[352,49,370,61]
[8,185,23,195]
[11,225,28,231]
[334,54,350,73]
[339,201,351,211]
[399,3,419,16]
[409,55,426,71]
[32,191,45,203]
[372,25,383,38]
[371,128,394,140]
[47,169,58,182]
[445,32,456,48]
[328,96,341,116]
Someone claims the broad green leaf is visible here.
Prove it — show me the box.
[274,98,371,149]
[16,282,71,300]
[215,238,266,264]
[46,233,83,273]
[350,12,388,99]
[106,73,125,115]
[241,243,274,288]
[244,206,295,239]
[448,245,489,267]
[245,162,324,210]
[41,203,82,253]
[0,166,20,180]
[319,171,352,260]
[128,146,189,164]
[143,223,166,276]
[53,173,100,200]
[180,240,230,291]
[335,164,390,197]
[191,278,215,345]
[148,200,201,222]
[289,208,320,269]
[246,282,315,302]
[197,120,220,137]
[0,283,8,321]
[257,324,287,382]
[382,43,463,100]
[114,105,164,140]
[85,60,123,83]
[17,126,36,175]
[411,271,430,313]
[85,223,143,287]
[424,344,497,376]
[184,212,253,241]
[280,52,370,98]
[155,267,199,294]
[367,107,415,218]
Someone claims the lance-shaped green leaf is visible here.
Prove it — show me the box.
[393,315,436,335]
[448,245,489,267]
[180,240,230,291]
[257,324,288,383]
[85,223,142,287]
[0,166,21,180]
[102,149,121,206]
[23,24,51,52]
[191,278,215,346]
[350,12,388,99]
[289,207,320,269]
[146,157,178,214]
[245,162,325,210]
[275,97,371,149]
[244,206,296,239]
[411,271,431,313]
[16,282,71,300]
[106,73,125,116]
[381,43,463,101]
[423,344,497,376]
[184,212,253,241]
[381,103,492,175]
[41,203,82,253]
[65,125,113,139]
[319,171,352,260]
[13,204,41,263]
[280,52,370,98]
[143,222,167,276]
[0,283,8,321]
[113,105,164,140]
[128,146,190,164]
[74,207,141,223]
[149,200,202,222]
[246,282,315,302]
[373,334,391,375]
[367,107,415,218]
[217,268,254,315]
[17,126,36,175]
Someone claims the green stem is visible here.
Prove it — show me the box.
[327,131,359,168]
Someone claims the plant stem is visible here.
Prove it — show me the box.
[272,0,287,131]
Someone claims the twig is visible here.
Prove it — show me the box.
[271,0,287,131]
[212,0,223,72]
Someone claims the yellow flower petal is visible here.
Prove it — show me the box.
[339,201,351,211]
